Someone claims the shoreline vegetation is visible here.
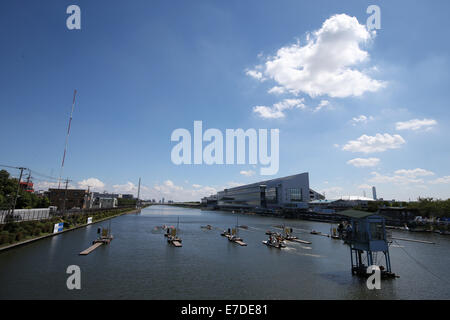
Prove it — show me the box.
[0,206,143,251]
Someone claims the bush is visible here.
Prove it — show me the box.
[33,228,41,236]
[0,231,9,245]
[8,233,15,243]
[15,232,24,242]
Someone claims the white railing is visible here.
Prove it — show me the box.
[0,208,51,224]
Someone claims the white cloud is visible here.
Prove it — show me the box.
[394,168,434,178]
[369,172,424,185]
[351,115,374,125]
[429,176,450,184]
[320,186,344,198]
[347,157,380,167]
[245,69,265,81]
[357,184,372,189]
[342,133,405,153]
[77,178,105,191]
[34,180,65,191]
[147,181,218,202]
[112,182,139,193]
[368,168,433,185]
[268,86,286,95]
[248,14,385,98]
[313,100,332,112]
[253,98,305,119]
[240,170,255,176]
[395,118,437,131]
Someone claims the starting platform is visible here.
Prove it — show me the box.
[79,242,103,255]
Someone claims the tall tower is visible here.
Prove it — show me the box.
[372,186,377,200]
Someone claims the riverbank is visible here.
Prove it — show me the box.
[0,206,143,252]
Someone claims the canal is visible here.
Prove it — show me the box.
[0,205,449,299]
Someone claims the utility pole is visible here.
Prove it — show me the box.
[85,185,91,209]
[136,177,141,208]
[11,167,26,216]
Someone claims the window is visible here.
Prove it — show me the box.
[265,187,277,203]
[287,188,303,202]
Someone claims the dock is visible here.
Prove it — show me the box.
[290,238,312,244]
[171,240,182,247]
[391,237,435,245]
[311,231,329,237]
[79,242,103,255]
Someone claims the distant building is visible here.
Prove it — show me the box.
[372,186,377,200]
[309,196,376,214]
[215,172,321,210]
[87,192,119,209]
[91,197,118,209]
[120,194,134,199]
[309,189,325,201]
[93,192,120,199]
[201,194,218,209]
[48,188,89,210]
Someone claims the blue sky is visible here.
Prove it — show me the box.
[1,0,449,201]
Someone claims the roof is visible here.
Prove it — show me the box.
[309,199,336,204]
[337,209,378,219]
[332,196,375,201]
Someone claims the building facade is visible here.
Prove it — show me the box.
[216,172,315,210]
[48,188,89,210]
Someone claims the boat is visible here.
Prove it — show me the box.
[167,217,182,247]
[281,226,297,241]
[221,228,231,237]
[201,225,213,230]
[164,227,175,237]
[226,216,247,246]
[93,220,113,244]
[329,224,341,239]
[311,230,328,237]
[262,234,286,249]
[228,230,243,242]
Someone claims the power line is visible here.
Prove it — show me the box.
[393,239,449,285]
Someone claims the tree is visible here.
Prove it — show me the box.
[0,169,50,210]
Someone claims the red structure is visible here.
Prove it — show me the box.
[19,181,34,193]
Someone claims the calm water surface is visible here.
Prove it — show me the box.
[0,205,449,299]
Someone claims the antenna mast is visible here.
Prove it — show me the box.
[137,177,141,208]
[58,89,77,188]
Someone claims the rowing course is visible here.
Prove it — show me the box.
[0,205,449,299]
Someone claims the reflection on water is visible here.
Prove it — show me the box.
[0,205,449,299]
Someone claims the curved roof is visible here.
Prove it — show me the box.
[331,196,375,201]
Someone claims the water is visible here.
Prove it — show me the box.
[0,205,449,299]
